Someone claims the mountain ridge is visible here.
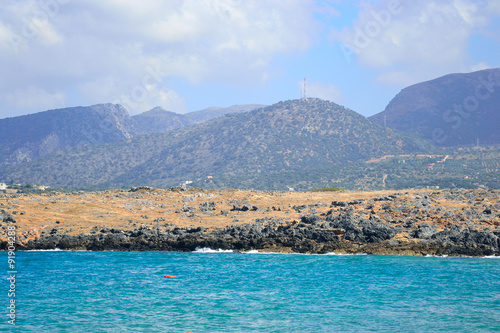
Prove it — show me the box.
[370,68,500,147]
[0,103,264,165]
[0,103,134,166]
[0,98,435,189]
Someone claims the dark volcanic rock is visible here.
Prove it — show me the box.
[301,214,323,225]
[199,201,217,212]
[292,205,307,213]
[1,210,16,223]
[331,200,364,207]
[129,186,153,192]
[373,196,394,202]
[411,224,438,239]
[231,204,254,212]
[360,221,396,243]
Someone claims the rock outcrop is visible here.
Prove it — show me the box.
[5,188,499,257]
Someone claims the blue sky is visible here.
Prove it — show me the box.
[1,0,499,119]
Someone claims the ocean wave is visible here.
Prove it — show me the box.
[324,252,368,256]
[193,247,234,253]
[247,250,369,256]
[424,254,500,259]
[243,250,288,255]
[425,254,449,258]
[24,249,91,252]
[193,248,372,256]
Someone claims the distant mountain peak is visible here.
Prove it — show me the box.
[183,104,266,123]
[145,106,172,113]
[135,106,179,117]
[0,103,135,165]
[131,104,264,134]
[370,68,500,147]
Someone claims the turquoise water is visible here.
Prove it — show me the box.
[3,250,500,332]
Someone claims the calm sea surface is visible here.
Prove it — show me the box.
[3,250,500,332]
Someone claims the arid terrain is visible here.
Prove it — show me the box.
[1,187,499,256]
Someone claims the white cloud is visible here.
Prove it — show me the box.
[470,62,491,72]
[334,0,498,86]
[486,0,500,15]
[0,0,318,117]
[313,0,341,17]
[150,90,187,114]
[32,19,62,45]
[1,87,66,117]
[0,22,14,50]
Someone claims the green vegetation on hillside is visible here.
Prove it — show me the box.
[311,187,345,192]
[0,98,435,190]
[187,146,500,191]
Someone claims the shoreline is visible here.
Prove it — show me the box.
[1,187,499,257]
[16,248,500,259]
[9,230,499,257]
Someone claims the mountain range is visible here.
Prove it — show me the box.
[0,98,434,189]
[0,103,263,165]
[0,68,499,190]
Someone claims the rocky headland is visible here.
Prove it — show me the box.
[1,187,499,256]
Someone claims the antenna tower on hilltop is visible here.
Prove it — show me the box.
[303,77,307,100]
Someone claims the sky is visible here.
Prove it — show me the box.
[0,0,499,119]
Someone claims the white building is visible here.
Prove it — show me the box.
[0,183,7,190]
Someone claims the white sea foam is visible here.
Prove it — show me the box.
[24,249,91,252]
[324,252,368,256]
[425,254,449,258]
[193,247,234,253]
[483,255,500,259]
[243,250,286,254]
[245,251,369,256]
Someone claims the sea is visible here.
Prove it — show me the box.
[3,249,500,332]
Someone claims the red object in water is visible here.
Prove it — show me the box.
[164,275,176,278]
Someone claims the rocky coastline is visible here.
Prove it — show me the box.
[1,188,499,256]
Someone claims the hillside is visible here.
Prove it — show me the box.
[0,103,264,164]
[183,104,265,123]
[370,68,500,147]
[0,98,435,189]
[0,104,134,166]
[132,107,189,134]
[132,104,264,134]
